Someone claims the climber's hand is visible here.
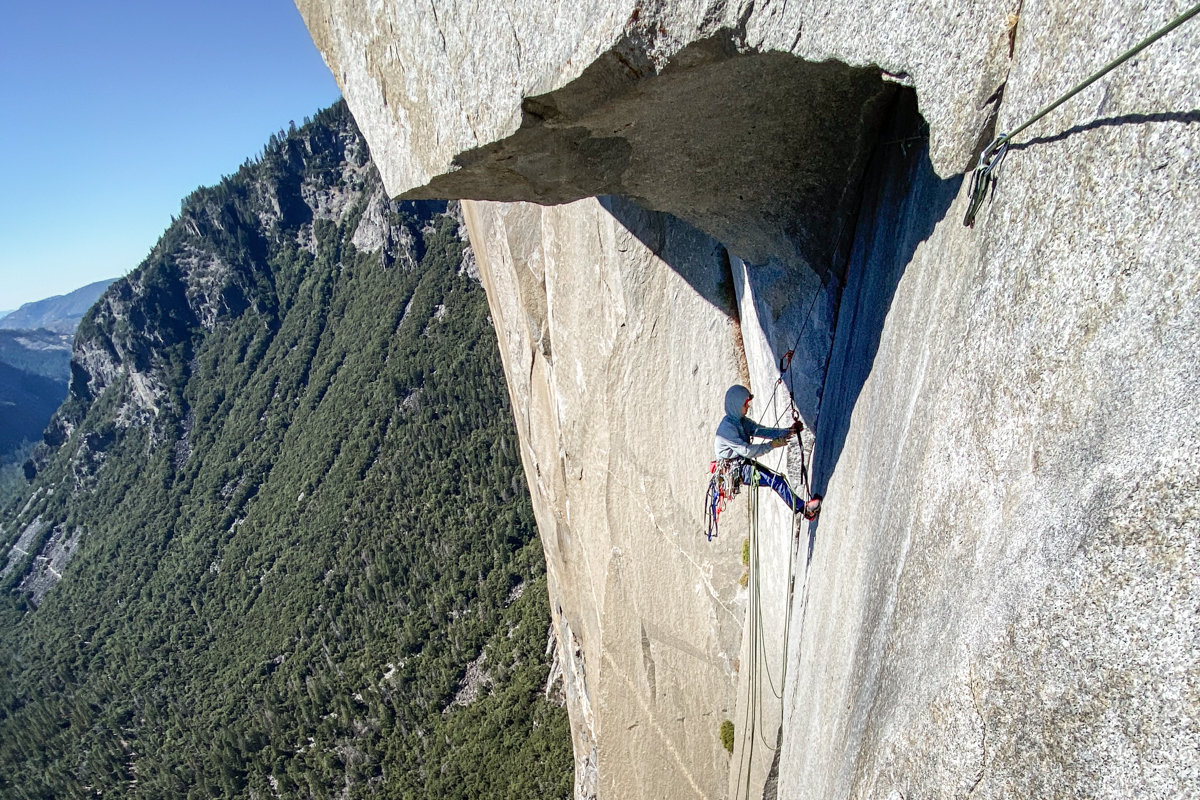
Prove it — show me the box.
[770,435,790,449]
[791,420,804,435]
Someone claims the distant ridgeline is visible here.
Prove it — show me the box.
[0,278,117,334]
[0,102,571,799]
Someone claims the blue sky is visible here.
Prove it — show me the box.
[0,0,341,311]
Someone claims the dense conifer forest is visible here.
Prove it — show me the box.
[0,103,572,799]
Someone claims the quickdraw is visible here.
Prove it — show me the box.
[962,1,1200,227]
[705,458,743,541]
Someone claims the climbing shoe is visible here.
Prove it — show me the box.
[802,495,822,521]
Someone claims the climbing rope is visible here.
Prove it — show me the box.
[765,295,822,510]
[964,0,1200,226]
[732,457,810,798]
[732,471,760,800]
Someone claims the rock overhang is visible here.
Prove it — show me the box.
[296,0,1016,197]
[409,36,898,286]
[295,0,1017,341]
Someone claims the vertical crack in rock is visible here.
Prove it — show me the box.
[640,622,658,703]
[549,614,598,800]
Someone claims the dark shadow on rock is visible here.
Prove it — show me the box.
[762,722,783,800]
[1009,110,1200,150]
[594,89,958,509]
[402,33,919,437]
[809,90,963,501]
[438,38,958,516]
[599,196,740,317]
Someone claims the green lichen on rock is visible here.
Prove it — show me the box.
[720,720,736,753]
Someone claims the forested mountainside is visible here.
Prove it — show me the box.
[0,329,73,382]
[0,102,571,800]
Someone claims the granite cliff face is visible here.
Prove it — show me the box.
[462,196,748,799]
[298,1,1200,798]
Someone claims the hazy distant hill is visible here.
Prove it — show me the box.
[0,331,72,425]
[0,281,99,489]
[0,278,116,334]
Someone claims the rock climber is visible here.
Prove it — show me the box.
[711,384,821,521]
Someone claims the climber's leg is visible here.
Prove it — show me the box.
[739,462,800,512]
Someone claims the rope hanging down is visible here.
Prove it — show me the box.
[964,0,1200,227]
[732,457,810,799]
[720,264,830,792]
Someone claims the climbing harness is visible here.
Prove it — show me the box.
[964,0,1200,227]
[706,455,821,541]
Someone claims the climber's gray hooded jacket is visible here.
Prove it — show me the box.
[713,385,792,460]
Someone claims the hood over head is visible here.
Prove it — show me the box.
[724,385,751,418]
